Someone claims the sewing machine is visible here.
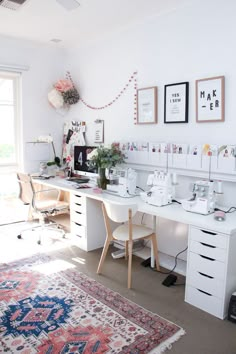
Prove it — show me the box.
[181,180,216,215]
[106,168,137,198]
[140,170,175,207]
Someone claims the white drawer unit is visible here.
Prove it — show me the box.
[70,194,86,213]
[71,210,86,226]
[185,285,223,318]
[70,192,106,252]
[185,226,236,319]
[190,227,227,249]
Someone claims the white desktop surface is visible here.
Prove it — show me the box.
[33,176,236,319]
[34,176,236,236]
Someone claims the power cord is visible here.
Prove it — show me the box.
[172,199,181,205]
[215,206,236,214]
[136,186,145,192]
[155,246,188,275]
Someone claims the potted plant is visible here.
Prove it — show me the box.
[87,143,125,189]
[47,141,61,174]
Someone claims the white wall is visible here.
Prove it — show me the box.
[64,0,236,146]
[1,0,235,264]
[0,35,66,173]
[62,0,236,262]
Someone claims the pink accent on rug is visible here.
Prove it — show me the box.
[0,255,185,353]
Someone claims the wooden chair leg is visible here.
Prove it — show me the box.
[151,233,160,271]
[97,234,111,274]
[128,240,133,289]
[125,241,128,260]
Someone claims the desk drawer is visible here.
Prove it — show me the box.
[71,221,86,238]
[190,240,226,262]
[190,227,227,249]
[71,202,85,214]
[186,267,224,299]
[188,252,225,280]
[71,194,86,207]
[185,285,223,319]
[71,210,86,226]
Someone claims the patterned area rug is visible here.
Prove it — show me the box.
[0,255,185,353]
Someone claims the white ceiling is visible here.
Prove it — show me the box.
[0,0,185,48]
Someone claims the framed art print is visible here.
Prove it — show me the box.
[164,82,189,123]
[137,86,157,124]
[196,76,225,123]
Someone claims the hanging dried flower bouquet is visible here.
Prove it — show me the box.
[48,71,80,110]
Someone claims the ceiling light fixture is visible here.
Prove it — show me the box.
[56,0,80,11]
[50,38,62,43]
[0,0,28,11]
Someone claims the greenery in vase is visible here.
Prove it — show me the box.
[47,141,61,167]
[87,143,125,169]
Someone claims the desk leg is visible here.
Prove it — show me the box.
[150,215,157,268]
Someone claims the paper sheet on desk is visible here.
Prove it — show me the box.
[57,180,92,188]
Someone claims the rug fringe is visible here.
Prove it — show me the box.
[149,328,186,354]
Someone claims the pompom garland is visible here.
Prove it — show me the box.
[80,71,138,123]
[62,87,80,105]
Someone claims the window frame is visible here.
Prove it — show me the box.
[0,71,22,172]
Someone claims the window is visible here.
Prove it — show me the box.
[0,71,21,170]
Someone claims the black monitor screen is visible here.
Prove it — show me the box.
[74,146,97,174]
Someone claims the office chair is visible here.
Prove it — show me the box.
[16,172,69,244]
[97,201,160,289]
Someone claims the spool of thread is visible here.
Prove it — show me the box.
[217,180,223,194]
[214,210,226,222]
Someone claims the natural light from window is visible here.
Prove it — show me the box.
[0,73,20,166]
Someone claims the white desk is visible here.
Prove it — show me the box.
[34,177,236,319]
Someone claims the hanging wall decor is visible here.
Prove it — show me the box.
[80,71,138,124]
[48,71,80,113]
[137,86,157,124]
[196,76,225,123]
[62,121,86,167]
[164,82,189,123]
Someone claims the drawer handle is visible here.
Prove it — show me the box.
[200,242,216,249]
[200,254,215,261]
[75,211,82,215]
[75,222,82,226]
[76,234,82,238]
[200,229,217,236]
[75,195,82,198]
[75,203,82,207]
[197,289,212,296]
[198,271,214,279]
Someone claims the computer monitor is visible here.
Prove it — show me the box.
[74,146,98,177]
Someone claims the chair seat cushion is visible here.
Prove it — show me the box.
[113,224,154,241]
[35,200,69,213]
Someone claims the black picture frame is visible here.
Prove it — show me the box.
[164,82,189,123]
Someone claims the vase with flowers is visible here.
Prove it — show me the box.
[87,143,125,190]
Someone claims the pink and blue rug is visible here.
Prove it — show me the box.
[0,255,185,353]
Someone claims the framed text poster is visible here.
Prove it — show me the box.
[137,86,157,124]
[164,82,189,123]
[196,76,225,123]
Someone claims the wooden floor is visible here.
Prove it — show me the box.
[0,202,236,354]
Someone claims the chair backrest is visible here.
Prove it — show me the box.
[103,201,138,223]
[16,172,34,204]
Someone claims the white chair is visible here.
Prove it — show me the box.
[16,172,69,244]
[97,201,160,289]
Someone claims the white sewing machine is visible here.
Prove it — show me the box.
[181,180,216,215]
[106,168,137,198]
[140,170,175,207]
